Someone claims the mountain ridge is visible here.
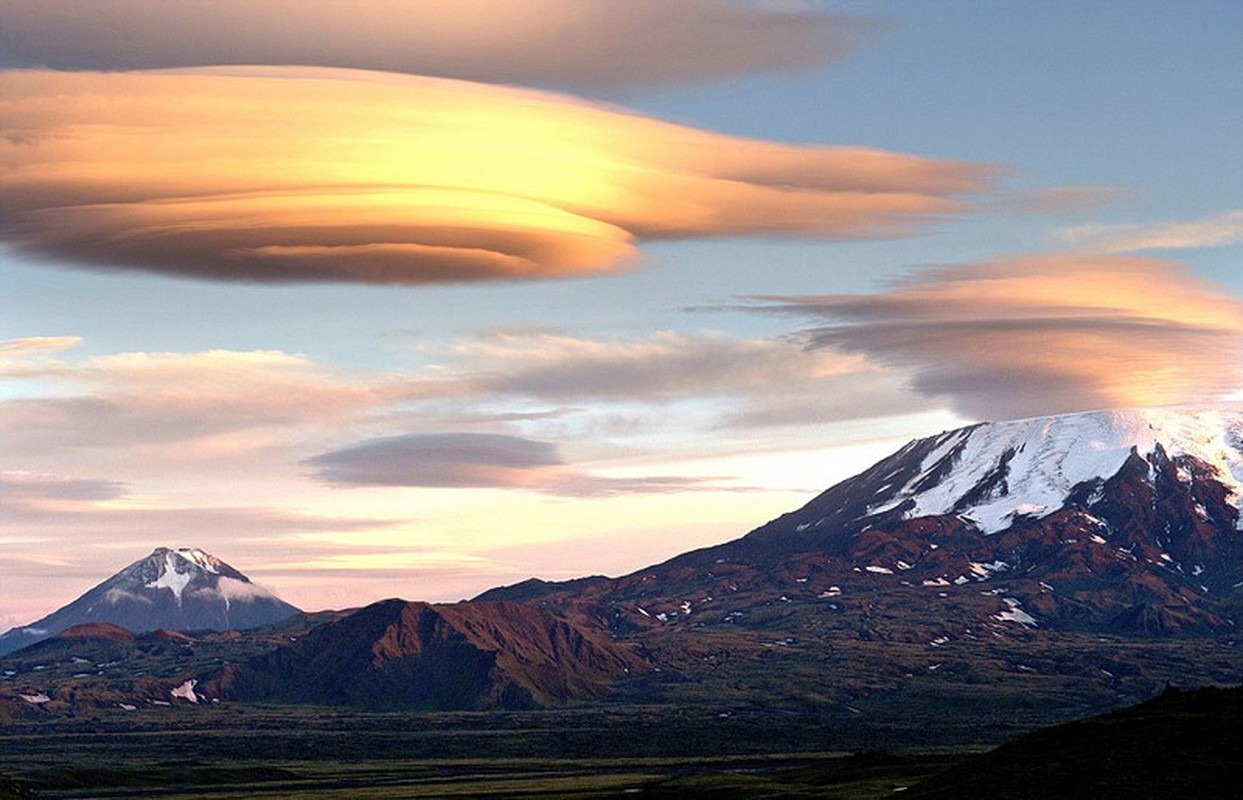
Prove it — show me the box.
[205,598,651,710]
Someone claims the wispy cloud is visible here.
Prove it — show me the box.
[0,348,425,467]
[456,330,868,401]
[751,255,1243,420]
[0,68,995,285]
[998,185,1127,217]
[0,0,870,91]
[0,471,127,503]
[437,329,923,434]
[1057,209,1243,253]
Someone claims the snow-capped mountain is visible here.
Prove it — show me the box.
[485,405,1243,637]
[0,547,300,655]
[837,406,1243,534]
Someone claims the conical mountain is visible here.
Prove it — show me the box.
[482,405,1243,637]
[0,547,300,655]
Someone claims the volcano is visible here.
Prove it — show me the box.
[0,547,300,655]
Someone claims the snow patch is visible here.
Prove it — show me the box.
[19,693,50,704]
[968,560,1009,580]
[170,679,199,703]
[865,565,894,575]
[993,597,1038,627]
[145,551,195,602]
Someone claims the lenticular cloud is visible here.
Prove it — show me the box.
[0,0,867,91]
[0,67,994,286]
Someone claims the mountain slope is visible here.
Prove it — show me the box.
[0,547,301,655]
[208,598,651,710]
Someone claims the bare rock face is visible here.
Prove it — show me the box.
[209,599,650,710]
[0,547,300,655]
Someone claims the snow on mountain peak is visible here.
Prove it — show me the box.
[870,405,1243,533]
[171,547,221,574]
[139,547,232,602]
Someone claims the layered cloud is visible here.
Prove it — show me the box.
[0,328,915,507]
[0,67,994,285]
[754,255,1243,420]
[0,0,867,91]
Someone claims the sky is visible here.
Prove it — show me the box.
[1,1,1241,627]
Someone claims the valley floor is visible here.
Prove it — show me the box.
[4,683,1240,799]
[0,702,994,799]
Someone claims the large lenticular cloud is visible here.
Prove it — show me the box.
[0,67,994,285]
[0,0,866,91]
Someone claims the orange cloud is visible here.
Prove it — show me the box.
[0,0,868,91]
[0,67,995,285]
[756,255,1243,419]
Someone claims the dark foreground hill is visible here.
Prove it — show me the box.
[617,684,1243,798]
[905,684,1243,799]
[0,772,36,800]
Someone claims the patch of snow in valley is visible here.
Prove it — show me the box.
[994,598,1038,627]
[170,679,199,703]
